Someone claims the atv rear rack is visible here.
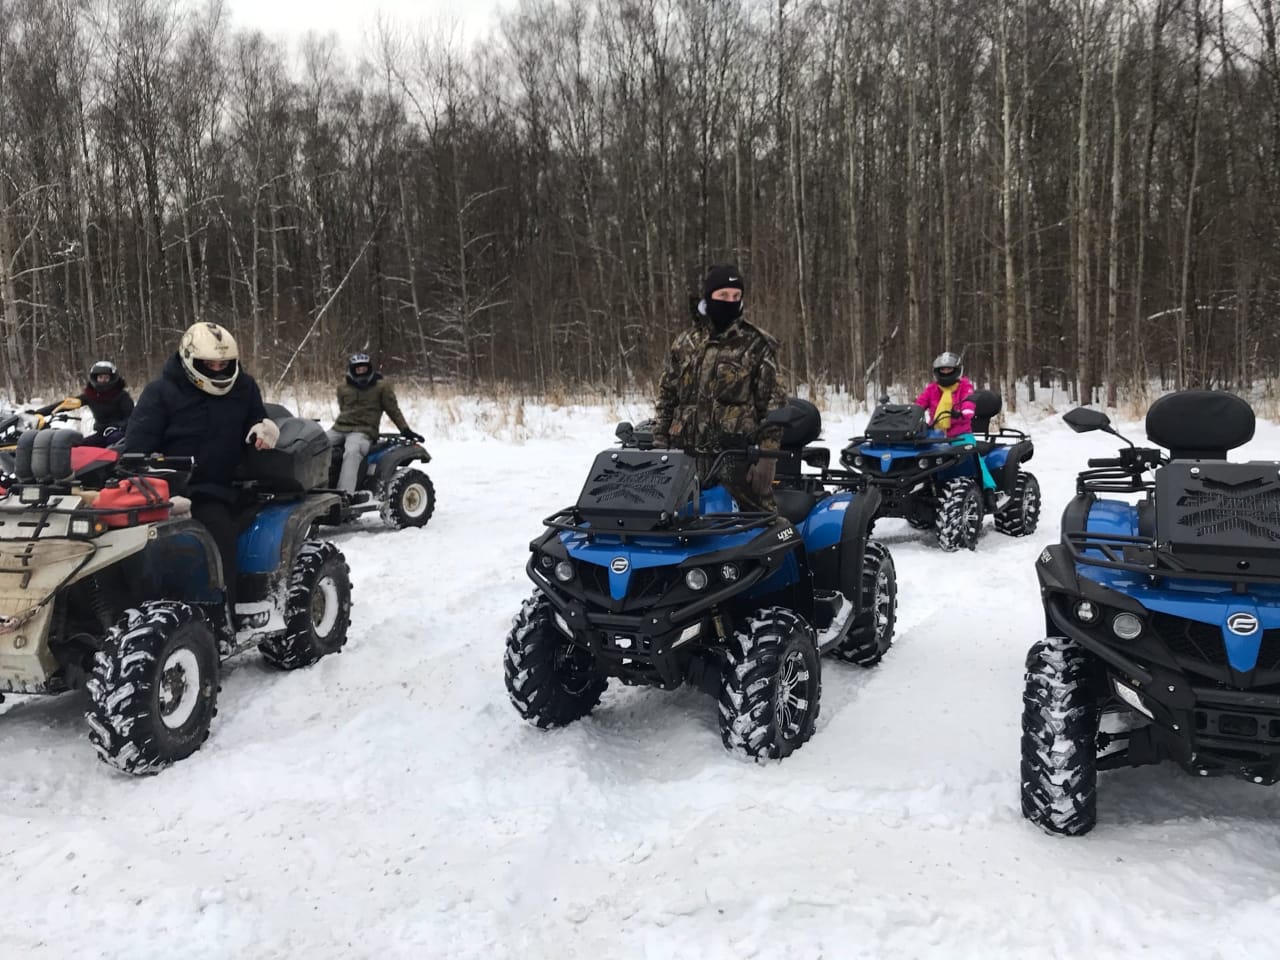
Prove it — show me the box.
[1064,529,1280,586]
[544,508,778,543]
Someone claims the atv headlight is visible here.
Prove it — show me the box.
[538,554,555,571]
[918,458,929,469]
[19,486,41,504]
[1073,600,1099,625]
[554,561,575,583]
[684,567,709,591]
[69,517,93,537]
[853,455,864,467]
[720,563,740,583]
[1111,613,1143,640]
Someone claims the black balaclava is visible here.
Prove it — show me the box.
[701,264,745,333]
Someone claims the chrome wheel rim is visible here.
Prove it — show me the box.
[774,649,812,739]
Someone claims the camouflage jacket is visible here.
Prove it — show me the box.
[654,317,786,454]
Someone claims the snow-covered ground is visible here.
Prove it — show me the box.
[3,398,1280,960]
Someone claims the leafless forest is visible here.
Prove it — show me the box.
[2,0,1279,405]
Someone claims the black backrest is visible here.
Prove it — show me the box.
[970,390,1002,434]
[774,398,822,449]
[1146,390,1254,460]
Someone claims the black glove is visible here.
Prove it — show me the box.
[401,428,424,444]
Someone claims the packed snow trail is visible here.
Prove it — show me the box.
[2,401,1279,959]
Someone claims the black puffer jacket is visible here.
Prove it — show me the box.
[123,354,268,502]
[81,382,134,432]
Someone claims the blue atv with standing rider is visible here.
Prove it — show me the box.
[0,415,352,775]
[503,399,898,761]
[1022,390,1280,836]
[840,389,1040,550]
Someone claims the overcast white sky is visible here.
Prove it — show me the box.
[225,0,510,49]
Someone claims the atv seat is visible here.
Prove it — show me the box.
[1146,390,1254,460]
[769,398,822,478]
[970,390,1002,434]
[774,488,821,525]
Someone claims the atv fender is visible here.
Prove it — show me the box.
[837,486,881,599]
[237,494,342,604]
[998,440,1034,492]
[373,444,432,488]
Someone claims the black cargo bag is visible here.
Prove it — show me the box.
[240,417,331,492]
[575,449,699,532]
[865,403,929,443]
[1154,460,1280,577]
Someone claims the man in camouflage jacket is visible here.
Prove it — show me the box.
[654,264,786,511]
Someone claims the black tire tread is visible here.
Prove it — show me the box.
[936,477,982,552]
[1020,636,1100,837]
[504,593,607,727]
[995,471,1042,537]
[718,606,821,761]
[259,540,353,670]
[832,540,898,667]
[85,601,219,775]
[381,468,436,529]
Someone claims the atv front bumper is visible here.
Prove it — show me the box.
[1038,543,1280,784]
[541,597,713,688]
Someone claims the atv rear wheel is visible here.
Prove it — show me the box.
[381,467,435,529]
[994,471,1042,538]
[86,601,219,775]
[719,607,821,761]
[260,540,353,669]
[832,541,898,667]
[1021,636,1100,836]
[504,593,607,727]
[936,477,982,552]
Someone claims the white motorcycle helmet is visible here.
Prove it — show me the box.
[179,323,240,396]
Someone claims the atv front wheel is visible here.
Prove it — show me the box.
[1021,636,1100,836]
[86,601,220,775]
[994,471,1042,538]
[936,477,983,551]
[832,540,898,666]
[381,467,436,529]
[260,540,353,669]
[719,607,821,761]
[504,593,607,727]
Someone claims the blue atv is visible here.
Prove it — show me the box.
[0,417,352,774]
[839,390,1040,550]
[503,399,898,761]
[1022,390,1280,835]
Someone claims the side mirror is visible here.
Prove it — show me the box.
[615,421,635,441]
[1063,407,1112,434]
[878,394,891,404]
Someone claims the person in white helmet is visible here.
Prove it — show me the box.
[124,323,279,614]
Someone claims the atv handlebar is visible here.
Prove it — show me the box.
[1087,457,1123,468]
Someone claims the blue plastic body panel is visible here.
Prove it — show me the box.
[236,502,298,575]
[1079,499,1280,672]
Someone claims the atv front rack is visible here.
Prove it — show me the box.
[1065,529,1280,586]
[544,508,778,543]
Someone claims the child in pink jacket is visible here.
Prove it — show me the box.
[915,352,1006,506]
[914,352,977,438]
